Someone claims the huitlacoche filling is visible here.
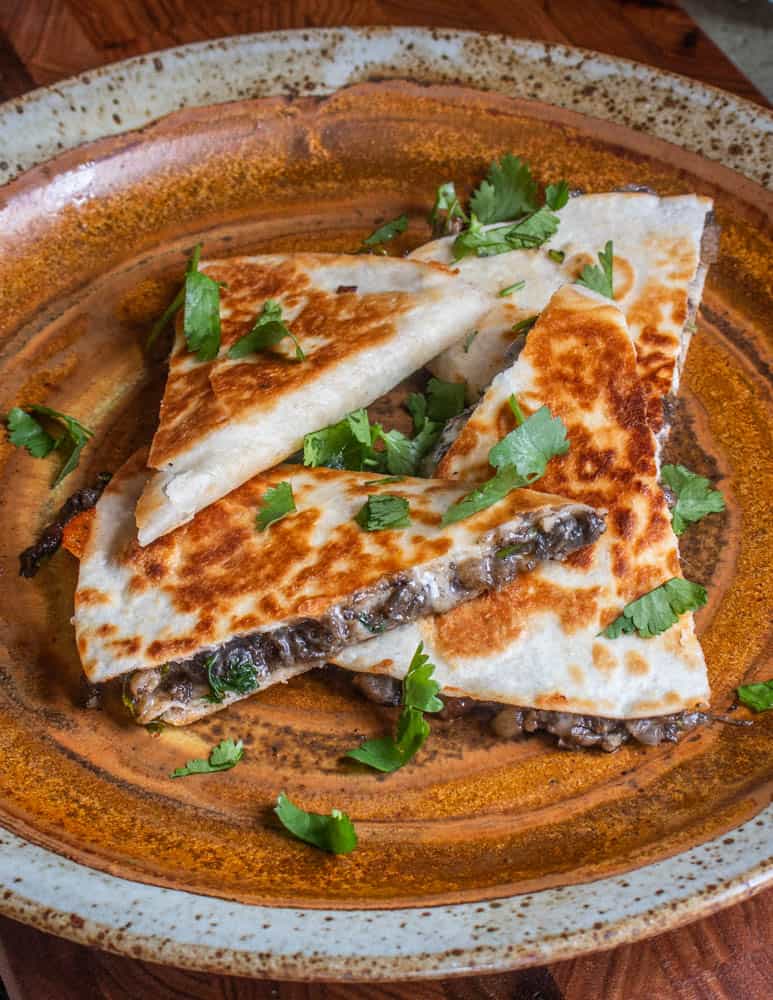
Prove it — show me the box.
[128,503,604,723]
[349,673,709,752]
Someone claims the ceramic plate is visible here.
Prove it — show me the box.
[0,28,770,980]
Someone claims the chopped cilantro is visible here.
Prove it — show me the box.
[346,643,443,772]
[452,207,559,261]
[357,613,387,634]
[462,329,479,353]
[512,314,539,336]
[426,378,466,422]
[576,240,614,299]
[470,154,538,224]
[274,793,357,854]
[548,249,565,264]
[545,180,570,210]
[442,398,568,525]
[496,544,528,559]
[429,182,468,236]
[661,464,725,535]
[6,405,94,487]
[171,738,244,778]
[601,577,708,639]
[181,245,222,361]
[146,243,200,350]
[256,481,296,532]
[498,280,526,297]
[406,392,428,433]
[362,214,408,249]
[354,494,410,531]
[737,680,773,713]
[378,426,434,476]
[488,400,569,480]
[440,465,526,526]
[365,475,406,486]
[303,410,381,471]
[206,655,260,703]
[228,299,305,362]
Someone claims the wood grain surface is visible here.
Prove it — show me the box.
[0,2,769,998]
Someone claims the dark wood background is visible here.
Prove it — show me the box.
[0,1,769,997]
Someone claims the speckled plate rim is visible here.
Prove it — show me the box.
[0,27,770,980]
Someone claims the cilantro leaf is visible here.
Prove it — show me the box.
[206,655,260,703]
[303,410,382,471]
[228,299,305,361]
[440,465,526,526]
[512,314,539,336]
[462,330,479,353]
[183,247,222,361]
[406,392,428,432]
[362,214,408,249]
[275,793,357,854]
[737,679,773,713]
[346,642,443,772]
[601,577,708,639]
[6,405,94,487]
[545,180,570,210]
[489,402,569,479]
[365,476,406,486]
[171,738,244,778]
[548,249,565,264]
[6,408,57,458]
[498,280,525,297]
[576,240,614,299]
[661,464,725,535]
[429,182,468,236]
[256,481,296,532]
[426,378,466,422]
[470,154,538,223]
[355,494,410,531]
[452,207,559,261]
[146,243,200,350]
[378,422,441,476]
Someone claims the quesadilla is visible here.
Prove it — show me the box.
[136,253,489,545]
[414,192,715,431]
[74,450,604,725]
[333,285,711,750]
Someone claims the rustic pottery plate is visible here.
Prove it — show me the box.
[0,28,770,980]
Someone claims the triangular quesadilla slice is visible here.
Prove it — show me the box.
[136,253,489,545]
[414,192,715,430]
[333,285,710,748]
[75,451,605,724]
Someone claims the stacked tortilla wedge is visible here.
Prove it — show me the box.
[70,191,717,749]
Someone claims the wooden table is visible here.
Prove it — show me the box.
[0,2,769,998]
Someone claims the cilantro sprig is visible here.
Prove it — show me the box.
[441,395,568,525]
[470,154,538,223]
[355,494,410,531]
[576,240,614,299]
[661,464,725,535]
[170,738,244,778]
[360,214,408,252]
[275,793,358,854]
[346,643,443,773]
[206,656,259,704]
[183,246,222,361]
[452,206,560,261]
[429,181,468,236]
[737,680,773,713]
[146,243,199,351]
[601,577,708,639]
[229,300,305,362]
[6,405,94,487]
[256,481,296,532]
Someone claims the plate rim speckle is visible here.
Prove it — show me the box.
[0,26,770,980]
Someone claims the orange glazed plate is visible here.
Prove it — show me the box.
[0,28,770,980]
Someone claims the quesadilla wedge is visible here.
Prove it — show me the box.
[74,450,604,725]
[136,253,489,545]
[414,192,716,431]
[333,284,711,749]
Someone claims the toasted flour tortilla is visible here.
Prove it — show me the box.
[75,450,604,724]
[334,285,710,719]
[136,254,488,545]
[413,192,715,427]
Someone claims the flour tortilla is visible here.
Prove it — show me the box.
[136,253,488,545]
[334,285,710,719]
[413,192,715,431]
[76,449,603,704]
